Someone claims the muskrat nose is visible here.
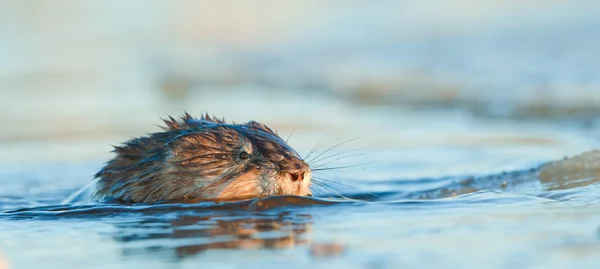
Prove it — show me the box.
[289,171,306,182]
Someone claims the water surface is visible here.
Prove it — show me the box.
[2,1,600,268]
[1,102,600,269]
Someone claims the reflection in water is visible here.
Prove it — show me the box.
[1,151,600,266]
[113,211,312,259]
[309,242,345,257]
[0,250,8,269]
[0,196,342,260]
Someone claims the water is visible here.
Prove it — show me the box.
[1,95,600,268]
[3,1,600,268]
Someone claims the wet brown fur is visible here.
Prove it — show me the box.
[94,113,311,204]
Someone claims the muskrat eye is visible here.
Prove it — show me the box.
[239,151,251,160]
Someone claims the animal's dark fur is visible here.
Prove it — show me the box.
[94,113,311,203]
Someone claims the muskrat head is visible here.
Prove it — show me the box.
[94,113,311,203]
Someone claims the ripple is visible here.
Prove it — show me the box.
[3,151,600,228]
[0,196,350,220]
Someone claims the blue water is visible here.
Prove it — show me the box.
[2,1,600,268]
[2,141,600,269]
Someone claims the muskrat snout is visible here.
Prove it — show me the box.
[277,160,311,196]
[285,161,310,182]
[289,171,304,182]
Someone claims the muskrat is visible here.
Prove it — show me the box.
[91,113,311,204]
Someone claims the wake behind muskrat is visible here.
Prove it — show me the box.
[90,113,311,204]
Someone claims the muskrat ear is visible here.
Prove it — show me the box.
[246,121,279,136]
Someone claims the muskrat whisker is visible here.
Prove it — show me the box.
[313,177,382,199]
[312,164,363,172]
[308,185,326,198]
[308,148,362,165]
[311,180,344,194]
[304,133,332,160]
[311,181,341,198]
[311,181,355,200]
[312,176,358,190]
[310,183,335,199]
[312,159,378,172]
[306,136,365,164]
[310,153,367,169]
[285,126,297,143]
[261,183,272,196]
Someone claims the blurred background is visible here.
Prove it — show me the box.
[1,0,600,164]
[3,2,600,268]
